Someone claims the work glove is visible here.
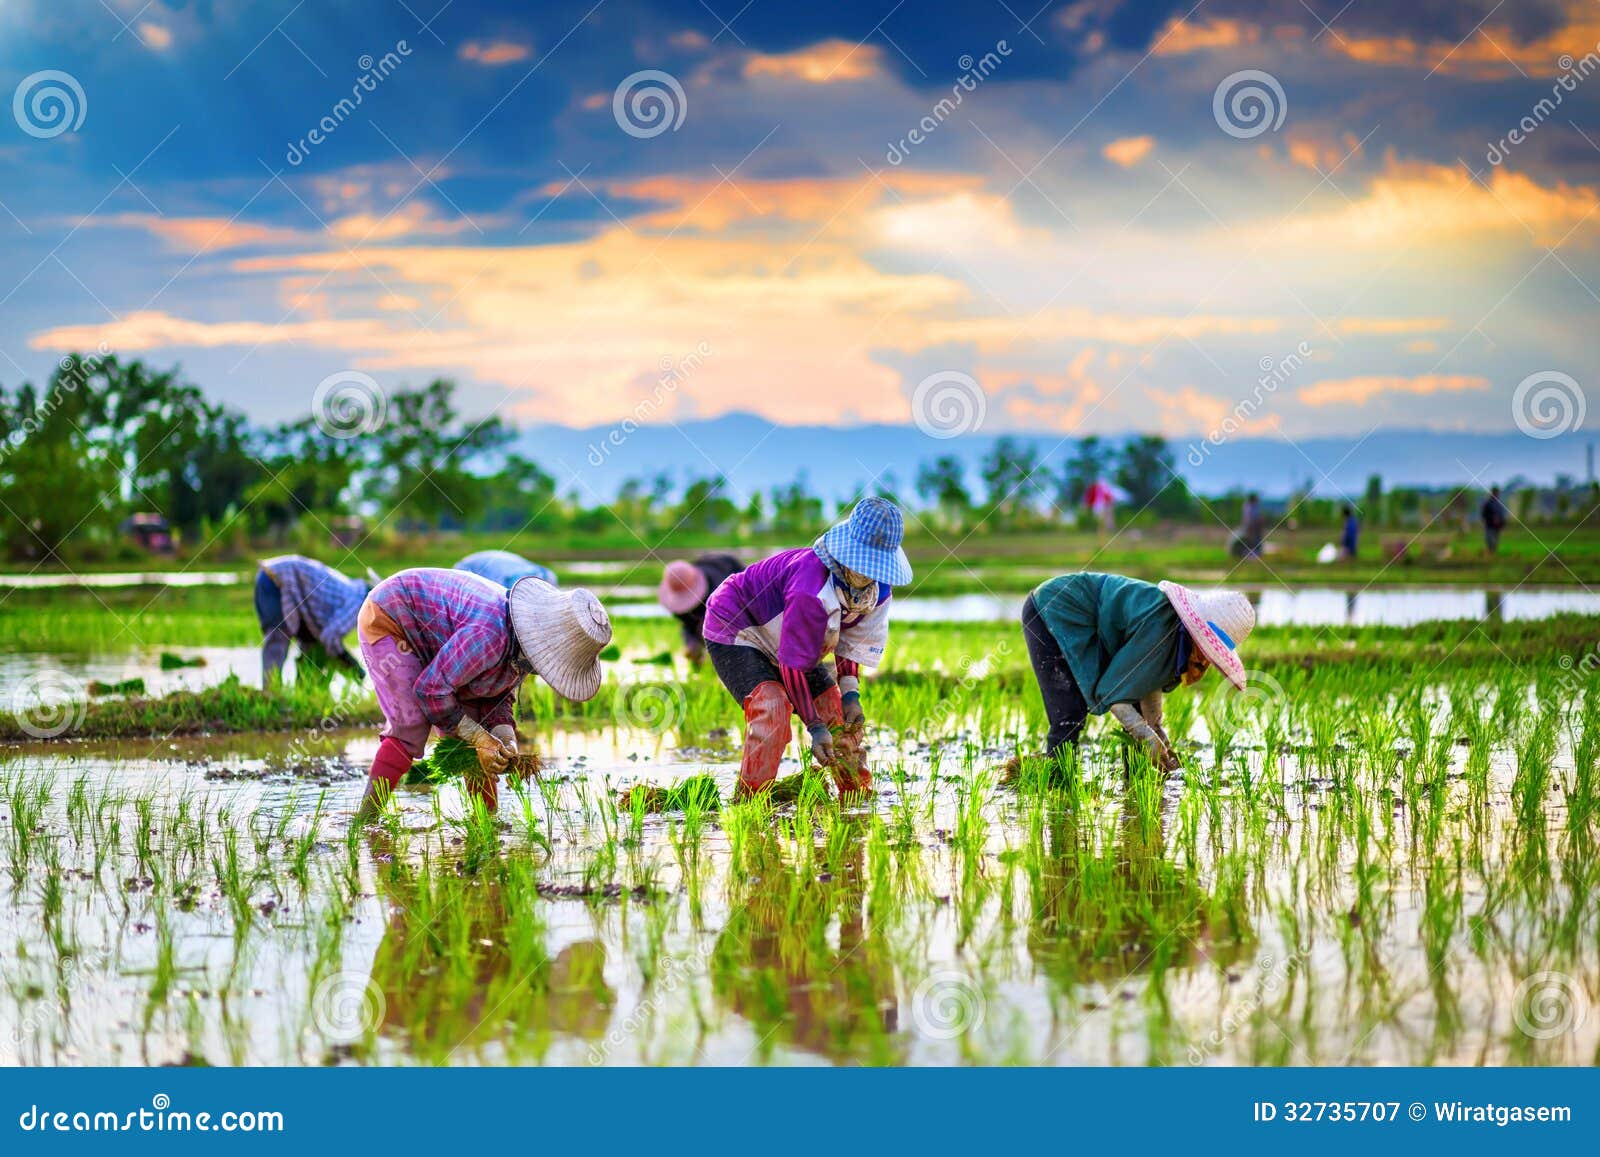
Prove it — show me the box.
[489,724,518,754]
[840,690,865,727]
[458,717,510,776]
[807,720,836,767]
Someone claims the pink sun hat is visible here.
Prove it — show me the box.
[1158,580,1255,691]
[658,560,709,614]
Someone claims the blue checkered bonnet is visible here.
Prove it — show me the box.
[817,497,913,586]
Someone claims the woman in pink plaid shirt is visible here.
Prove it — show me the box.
[355,568,611,815]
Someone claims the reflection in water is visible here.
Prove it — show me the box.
[1026,785,1252,990]
[713,822,900,1064]
[368,836,615,1058]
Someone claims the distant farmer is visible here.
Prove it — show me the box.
[1238,492,1265,558]
[657,553,744,662]
[1481,486,1508,555]
[1084,479,1116,533]
[703,497,911,798]
[355,569,611,816]
[453,550,558,589]
[1341,505,1359,560]
[255,554,371,687]
[1020,573,1254,772]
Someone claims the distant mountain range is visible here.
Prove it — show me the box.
[514,412,1591,502]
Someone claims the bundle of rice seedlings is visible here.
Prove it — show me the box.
[404,735,542,786]
[618,774,721,813]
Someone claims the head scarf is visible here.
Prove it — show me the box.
[814,537,880,615]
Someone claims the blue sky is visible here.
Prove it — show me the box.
[1,0,1597,444]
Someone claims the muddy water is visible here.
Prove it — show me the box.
[1,716,1594,1068]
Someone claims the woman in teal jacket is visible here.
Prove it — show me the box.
[1021,573,1254,769]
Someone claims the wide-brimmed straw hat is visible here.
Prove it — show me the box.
[509,577,611,701]
[657,560,708,614]
[1158,580,1254,691]
[818,496,913,586]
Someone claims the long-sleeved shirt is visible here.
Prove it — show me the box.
[674,553,744,650]
[1030,573,1184,714]
[363,568,530,731]
[704,547,888,726]
[453,550,557,589]
[259,555,368,675]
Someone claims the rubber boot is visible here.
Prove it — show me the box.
[738,681,792,793]
[360,736,413,814]
[813,686,871,796]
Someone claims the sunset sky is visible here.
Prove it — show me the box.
[2,0,1597,441]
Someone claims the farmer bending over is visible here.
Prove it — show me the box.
[658,553,743,662]
[256,554,371,687]
[453,549,558,589]
[1021,573,1253,771]
[356,568,611,816]
[703,498,910,798]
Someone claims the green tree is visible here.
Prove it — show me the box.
[0,358,122,560]
[1114,435,1190,516]
[368,380,512,530]
[1058,436,1108,509]
[916,455,971,525]
[980,437,1043,527]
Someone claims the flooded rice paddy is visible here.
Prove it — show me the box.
[3,637,1597,1067]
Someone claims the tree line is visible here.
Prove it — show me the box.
[1,354,1567,562]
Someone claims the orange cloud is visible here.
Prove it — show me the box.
[1102,135,1154,168]
[1334,317,1451,336]
[327,201,476,243]
[459,40,531,65]
[1298,374,1489,407]
[1329,4,1600,79]
[1151,17,1261,55]
[91,213,303,252]
[29,311,395,353]
[139,22,173,51]
[743,39,883,83]
[1275,161,1599,249]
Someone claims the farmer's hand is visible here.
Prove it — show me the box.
[807,720,836,767]
[840,691,865,727]
[1140,730,1181,772]
[458,718,510,775]
[490,724,518,754]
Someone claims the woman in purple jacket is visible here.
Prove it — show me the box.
[702,498,912,798]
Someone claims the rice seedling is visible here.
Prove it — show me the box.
[0,610,1592,1066]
